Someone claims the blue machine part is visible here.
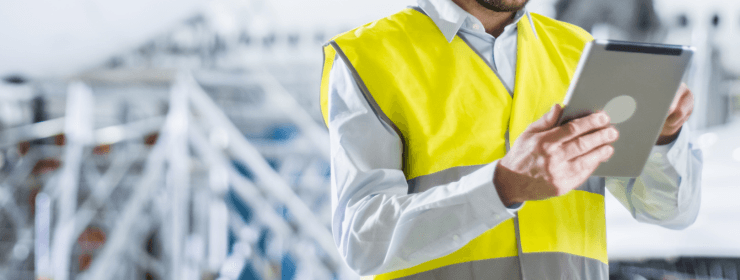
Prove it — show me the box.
[267,124,298,142]
[237,261,261,280]
[281,254,296,280]
[257,228,269,256]
[232,160,255,180]
[226,189,253,224]
[228,228,237,255]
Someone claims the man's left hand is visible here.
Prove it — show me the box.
[656,83,694,145]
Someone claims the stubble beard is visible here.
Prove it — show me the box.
[474,0,529,12]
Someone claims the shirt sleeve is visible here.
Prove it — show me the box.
[327,55,522,276]
[606,123,703,230]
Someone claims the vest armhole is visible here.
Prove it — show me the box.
[328,41,409,171]
[320,42,336,129]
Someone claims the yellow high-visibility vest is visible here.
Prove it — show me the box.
[320,8,607,280]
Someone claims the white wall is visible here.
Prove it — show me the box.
[0,0,590,78]
[0,0,207,78]
[654,0,740,75]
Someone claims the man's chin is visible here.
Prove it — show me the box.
[474,0,528,12]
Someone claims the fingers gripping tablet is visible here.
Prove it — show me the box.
[556,40,694,177]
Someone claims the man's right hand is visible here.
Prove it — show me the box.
[494,104,619,207]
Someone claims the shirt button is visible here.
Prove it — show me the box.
[472,24,481,30]
[453,235,460,241]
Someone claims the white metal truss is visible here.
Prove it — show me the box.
[0,68,354,280]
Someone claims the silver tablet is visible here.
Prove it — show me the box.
[556,40,694,177]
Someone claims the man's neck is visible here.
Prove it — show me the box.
[451,0,518,37]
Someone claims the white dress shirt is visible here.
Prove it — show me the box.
[327,0,703,276]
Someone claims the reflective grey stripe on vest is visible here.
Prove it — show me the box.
[407,164,486,193]
[395,256,521,280]
[520,252,608,280]
[408,167,606,196]
[329,41,408,157]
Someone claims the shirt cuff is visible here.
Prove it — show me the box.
[466,161,522,226]
[649,124,691,169]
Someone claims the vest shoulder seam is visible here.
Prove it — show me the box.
[529,13,594,42]
[330,8,421,44]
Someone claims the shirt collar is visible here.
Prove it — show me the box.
[417,0,536,43]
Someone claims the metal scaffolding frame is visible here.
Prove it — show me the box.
[0,68,352,280]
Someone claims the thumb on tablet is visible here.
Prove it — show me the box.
[527,104,562,133]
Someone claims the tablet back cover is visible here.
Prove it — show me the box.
[560,40,693,177]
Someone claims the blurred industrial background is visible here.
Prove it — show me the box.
[0,0,738,279]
